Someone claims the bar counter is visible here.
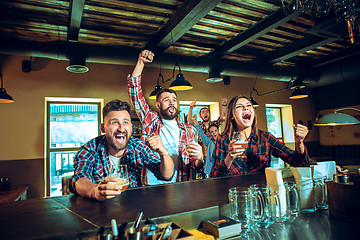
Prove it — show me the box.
[0,173,358,239]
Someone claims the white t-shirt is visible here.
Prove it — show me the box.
[147,119,180,185]
[108,155,121,174]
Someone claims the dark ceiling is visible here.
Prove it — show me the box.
[0,0,360,87]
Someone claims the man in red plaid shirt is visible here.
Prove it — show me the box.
[127,50,204,184]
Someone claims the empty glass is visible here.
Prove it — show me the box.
[296,179,317,214]
[228,187,253,232]
[249,184,273,228]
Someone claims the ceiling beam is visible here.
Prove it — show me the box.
[266,35,339,63]
[67,0,85,42]
[262,18,342,63]
[207,5,311,57]
[145,0,221,51]
[312,43,360,68]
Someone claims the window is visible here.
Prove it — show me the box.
[266,107,283,141]
[265,104,295,169]
[45,98,103,197]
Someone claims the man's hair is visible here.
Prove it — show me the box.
[156,88,177,102]
[102,100,131,119]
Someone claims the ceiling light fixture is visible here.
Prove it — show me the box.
[282,0,360,44]
[149,72,163,100]
[206,66,223,83]
[66,54,89,73]
[167,63,193,91]
[0,70,14,103]
[289,78,308,99]
[314,108,360,126]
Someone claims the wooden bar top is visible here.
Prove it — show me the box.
[0,173,359,240]
[0,185,29,203]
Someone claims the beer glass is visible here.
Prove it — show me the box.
[110,165,130,192]
[230,131,248,158]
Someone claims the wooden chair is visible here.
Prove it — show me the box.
[61,175,73,195]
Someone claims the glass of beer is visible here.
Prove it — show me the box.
[110,165,130,191]
[230,131,248,158]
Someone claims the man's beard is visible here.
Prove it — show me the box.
[106,131,129,151]
[160,106,178,120]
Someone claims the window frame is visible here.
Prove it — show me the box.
[45,98,103,197]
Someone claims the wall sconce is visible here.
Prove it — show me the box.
[66,54,89,73]
[149,72,163,100]
[0,69,14,103]
[314,108,360,126]
[206,66,223,83]
[166,63,192,91]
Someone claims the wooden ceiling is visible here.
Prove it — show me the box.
[0,0,359,84]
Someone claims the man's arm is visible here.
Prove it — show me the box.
[131,50,154,78]
[187,100,196,124]
[127,50,157,131]
[146,135,174,179]
[220,96,228,121]
[75,176,121,201]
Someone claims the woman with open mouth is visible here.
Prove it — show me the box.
[212,95,310,177]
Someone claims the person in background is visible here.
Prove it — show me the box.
[187,110,220,178]
[127,50,204,184]
[212,95,309,177]
[197,97,228,138]
[69,100,174,200]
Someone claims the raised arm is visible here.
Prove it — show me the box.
[187,100,197,125]
[220,96,228,121]
[294,123,308,154]
[131,50,154,78]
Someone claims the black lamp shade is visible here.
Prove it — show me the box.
[250,97,259,107]
[169,73,193,91]
[149,85,162,100]
[289,87,308,99]
[0,88,14,103]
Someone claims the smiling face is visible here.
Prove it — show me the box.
[156,91,178,120]
[232,97,255,131]
[101,110,132,157]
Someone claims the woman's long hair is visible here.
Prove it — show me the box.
[223,95,259,140]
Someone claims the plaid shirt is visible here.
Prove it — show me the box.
[70,135,167,192]
[212,129,309,177]
[127,75,197,181]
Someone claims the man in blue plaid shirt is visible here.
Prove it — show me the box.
[69,100,174,201]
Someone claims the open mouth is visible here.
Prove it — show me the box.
[242,112,251,121]
[168,106,176,114]
[115,134,126,143]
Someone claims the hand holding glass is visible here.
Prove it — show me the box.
[230,131,248,158]
[110,165,130,192]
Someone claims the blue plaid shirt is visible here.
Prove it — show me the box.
[70,135,168,192]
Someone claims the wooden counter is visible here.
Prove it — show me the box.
[0,173,358,240]
[0,185,29,203]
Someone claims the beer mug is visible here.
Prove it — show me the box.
[267,186,287,222]
[314,177,328,210]
[249,184,272,228]
[284,181,300,217]
[228,187,253,231]
[296,179,317,214]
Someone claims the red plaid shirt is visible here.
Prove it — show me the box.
[127,75,197,181]
[212,129,309,177]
